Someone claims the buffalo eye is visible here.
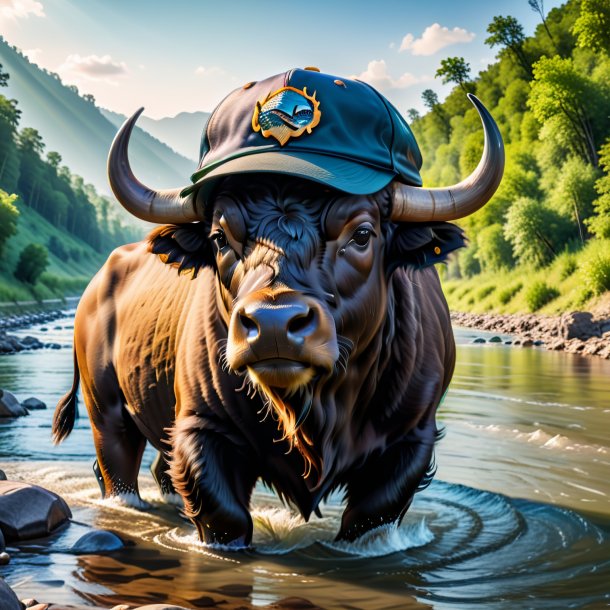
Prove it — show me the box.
[211,230,228,251]
[349,227,373,249]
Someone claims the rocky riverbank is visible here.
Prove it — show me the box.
[451,310,610,358]
[0,310,67,354]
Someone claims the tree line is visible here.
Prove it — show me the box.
[409,0,610,292]
[0,63,140,287]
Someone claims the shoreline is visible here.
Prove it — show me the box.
[451,310,610,359]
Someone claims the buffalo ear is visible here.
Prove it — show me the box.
[148,223,214,278]
[386,221,466,274]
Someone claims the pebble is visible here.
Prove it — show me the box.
[472,337,486,344]
[0,551,9,564]
[71,529,125,554]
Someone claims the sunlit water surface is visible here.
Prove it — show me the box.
[0,315,609,609]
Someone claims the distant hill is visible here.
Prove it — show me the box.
[0,37,196,195]
[102,109,210,162]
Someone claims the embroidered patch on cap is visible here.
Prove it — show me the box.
[252,86,321,146]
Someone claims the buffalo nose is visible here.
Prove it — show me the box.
[237,301,317,345]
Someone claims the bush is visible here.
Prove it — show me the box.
[476,224,513,271]
[14,243,49,285]
[525,281,560,311]
[580,253,610,296]
[47,235,68,260]
[557,252,578,280]
[477,285,496,299]
[498,282,523,304]
[0,189,19,259]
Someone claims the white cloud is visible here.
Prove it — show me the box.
[194,65,224,77]
[354,59,426,92]
[400,23,475,56]
[0,0,44,23]
[58,54,128,85]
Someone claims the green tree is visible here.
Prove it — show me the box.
[476,223,514,271]
[485,15,532,77]
[528,56,602,166]
[572,0,610,54]
[421,89,439,110]
[549,156,598,243]
[528,0,557,49]
[406,108,420,123]
[504,197,572,266]
[0,96,21,192]
[586,138,610,238]
[0,63,8,88]
[0,189,19,258]
[14,243,49,285]
[435,57,471,93]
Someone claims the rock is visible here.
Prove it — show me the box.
[0,552,9,565]
[45,343,62,350]
[21,397,46,410]
[521,339,534,347]
[504,340,512,345]
[533,340,544,346]
[0,481,71,541]
[0,390,28,417]
[472,337,486,344]
[560,312,601,341]
[19,336,43,350]
[71,529,125,554]
[0,470,6,480]
[0,578,22,610]
[489,336,502,343]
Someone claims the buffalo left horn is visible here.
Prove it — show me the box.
[391,94,504,222]
[108,108,199,224]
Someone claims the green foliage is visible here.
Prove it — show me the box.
[587,138,610,238]
[579,252,610,295]
[504,197,572,266]
[498,282,523,304]
[458,245,481,277]
[435,57,471,92]
[0,188,19,257]
[485,15,531,76]
[525,281,560,311]
[572,0,610,54]
[476,223,514,271]
[556,251,578,279]
[528,56,605,165]
[477,285,496,299]
[14,243,49,285]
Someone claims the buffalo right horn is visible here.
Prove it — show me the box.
[391,94,504,222]
[108,108,199,224]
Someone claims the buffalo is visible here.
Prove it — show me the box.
[53,69,503,546]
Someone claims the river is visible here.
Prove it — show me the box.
[0,315,609,609]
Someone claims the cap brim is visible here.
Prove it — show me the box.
[181,151,396,200]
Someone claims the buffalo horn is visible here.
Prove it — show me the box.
[107,108,199,223]
[391,94,504,222]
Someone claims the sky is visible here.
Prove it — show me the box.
[1,0,565,120]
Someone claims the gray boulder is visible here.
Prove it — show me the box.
[71,529,124,554]
[0,390,28,417]
[561,311,601,340]
[21,397,46,410]
[0,578,22,610]
[0,481,71,541]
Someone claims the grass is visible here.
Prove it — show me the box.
[441,239,610,315]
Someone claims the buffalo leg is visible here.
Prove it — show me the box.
[337,420,438,541]
[169,415,259,547]
[151,451,180,501]
[83,385,148,507]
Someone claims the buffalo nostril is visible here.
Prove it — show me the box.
[239,312,259,339]
[287,308,316,338]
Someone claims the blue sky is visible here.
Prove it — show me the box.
[2,0,564,119]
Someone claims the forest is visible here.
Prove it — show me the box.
[0,61,140,301]
[411,0,610,313]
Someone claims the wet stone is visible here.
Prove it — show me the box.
[0,470,6,481]
[71,529,125,554]
[0,389,28,417]
[0,578,22,610]
[489,336,502,343]
[0,481,71,541]
[21,397,46,410]
[472,337,486,344]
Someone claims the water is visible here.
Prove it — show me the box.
[1,317,609,609]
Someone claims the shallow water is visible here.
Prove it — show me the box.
[0,317,609,609]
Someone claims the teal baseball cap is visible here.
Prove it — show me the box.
[182,68,423,201]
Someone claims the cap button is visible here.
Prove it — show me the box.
[334,79,346,87]
[304,66,320,72]
[243,81,256,89]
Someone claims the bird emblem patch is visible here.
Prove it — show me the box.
[252,86,321,146]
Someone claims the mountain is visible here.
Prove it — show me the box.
[0,37,196,195]
[102,109,210,162]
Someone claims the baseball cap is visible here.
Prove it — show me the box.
[182,67,423,201]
